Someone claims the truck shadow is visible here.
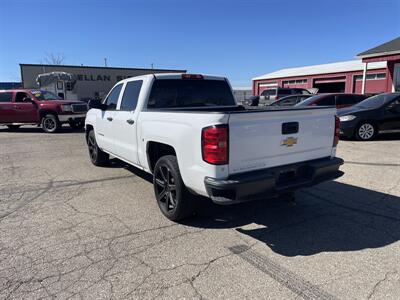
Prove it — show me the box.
[120,160,400,256]
[184,181,400,256]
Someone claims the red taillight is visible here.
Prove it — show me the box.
[202,125,229,165]
[182,74,203,80]
[333,115,340,147]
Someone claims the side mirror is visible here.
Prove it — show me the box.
[386,103,400,113]
[88,99,107,110]
[23,97,34,103]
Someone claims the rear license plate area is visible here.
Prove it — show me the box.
[282,122,299,135]
[277,169,297,184]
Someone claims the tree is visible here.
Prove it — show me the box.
[43,52,65,65]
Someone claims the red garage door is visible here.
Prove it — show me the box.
[313,77,346,93]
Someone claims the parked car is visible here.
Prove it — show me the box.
[0,89,87,133]
[295,93,368,109]
[85,73,344,221]
[240,95,261,106]
[259,87,312,105]
[269,94,313,106]
[338,93,400,141]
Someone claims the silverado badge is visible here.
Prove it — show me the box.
[281,137,298,147]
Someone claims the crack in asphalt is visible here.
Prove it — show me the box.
[0,175,136,197]
[0,175,136,221]
[367,271,398,299]
[0,181,53,220]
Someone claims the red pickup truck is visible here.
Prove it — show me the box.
[0,89,88,133]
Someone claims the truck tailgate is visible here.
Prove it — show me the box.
[228,108,336,175]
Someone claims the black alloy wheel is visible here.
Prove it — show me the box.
[155,164,178,212]
[87,130,109,166]
[153,155,194,221]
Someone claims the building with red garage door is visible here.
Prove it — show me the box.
[252,37,400,96]
[357,37,400,94]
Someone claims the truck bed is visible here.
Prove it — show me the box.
[141,105,337,176]
[144,105,334,113]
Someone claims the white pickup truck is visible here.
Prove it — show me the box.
[85,73,343,221]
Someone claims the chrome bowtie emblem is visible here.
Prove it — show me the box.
[281,137,298,147]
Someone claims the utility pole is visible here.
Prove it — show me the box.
[104,58,108,67]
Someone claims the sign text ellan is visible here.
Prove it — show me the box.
[76,74,135,82]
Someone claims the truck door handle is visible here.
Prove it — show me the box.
[107,117,113,121]
[126,119,135,125]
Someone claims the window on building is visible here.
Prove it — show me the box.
[120,80,143,111]
[283,79,307,85]
[295,79,307,84]
[0,92,12,102]
[354,73,386,81]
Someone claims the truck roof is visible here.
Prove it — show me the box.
[154,73,227,80]
[117,73,227,84]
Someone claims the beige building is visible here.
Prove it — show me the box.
[20,64,186,101]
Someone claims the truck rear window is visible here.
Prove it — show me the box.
[147,79,236,109]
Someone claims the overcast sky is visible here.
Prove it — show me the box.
[1,0,399,86]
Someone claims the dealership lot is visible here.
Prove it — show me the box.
[0,127,399,299]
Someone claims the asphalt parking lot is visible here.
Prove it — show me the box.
[1,126,399,300]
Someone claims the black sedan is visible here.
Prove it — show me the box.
[338,93,400,141]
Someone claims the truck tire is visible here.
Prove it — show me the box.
[153,155,194,221]
[87,130,109,166]
[7,125,20,130]
[355,122,377,141]
[41,114,60,133]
